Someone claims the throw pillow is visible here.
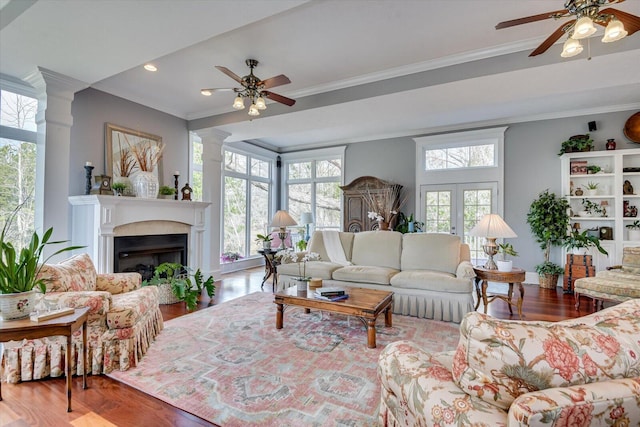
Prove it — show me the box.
[621,246,640,274]
[36,253,97,292]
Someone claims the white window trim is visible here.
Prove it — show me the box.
[414,127,507,215]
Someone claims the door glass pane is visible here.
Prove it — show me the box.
[223,176,246,256]
[251,158,269,178]
[288,162,312,179]
[463,189,493,264]
[250,181,269,255]
[224,151,247,174]
[316,182,341,230]
[424,191,451,233]
[288,183,311,225]
[316,159,341,178]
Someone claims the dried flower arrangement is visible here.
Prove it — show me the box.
[363,184,407,224]
[115,134,137,177]
[127,135,165,173]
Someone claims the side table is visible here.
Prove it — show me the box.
[0,307,89,412]
[473,267,525,319]
[258,249,280,292]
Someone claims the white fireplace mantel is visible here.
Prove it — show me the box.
[68,195,211,273]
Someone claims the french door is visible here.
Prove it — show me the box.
[420,182,497,265]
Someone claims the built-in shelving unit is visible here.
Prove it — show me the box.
[561,148,640,270]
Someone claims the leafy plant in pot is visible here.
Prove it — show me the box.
[626,220,640,241]
[143,262,215,310]
[256,233,274,250]
[496,243,518,272]
[527,190,570,289]
[558,134,594,156]
[0,204,83,320]
[562,229,608,256]
[158,185,176,199]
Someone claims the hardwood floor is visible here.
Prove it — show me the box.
[1,268,598,426]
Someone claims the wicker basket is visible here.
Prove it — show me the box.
[157,283,180,305]
[539,274,559,289]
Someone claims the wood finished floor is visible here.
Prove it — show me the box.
[1,267,598,427]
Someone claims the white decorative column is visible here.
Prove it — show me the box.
[195,128,229,279]
[26,68,87,259]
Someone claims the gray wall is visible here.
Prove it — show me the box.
[70,88,189,197]
[344,136,416,216]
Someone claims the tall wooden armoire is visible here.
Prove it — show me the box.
[340,176,402,232]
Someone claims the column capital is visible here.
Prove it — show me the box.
[25,67,88,101]
[194,128,230,146]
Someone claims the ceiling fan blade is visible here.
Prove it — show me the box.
[262,91,296,107]
[496,9,568,30]
[215,66,243,84]
[529,21,573,57]
[200,88,235,92]
[258,74,291,89]
[600,7,640,35]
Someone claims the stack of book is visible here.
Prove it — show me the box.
[314,287,348,301]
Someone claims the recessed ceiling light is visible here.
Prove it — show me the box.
[144,64,157,72]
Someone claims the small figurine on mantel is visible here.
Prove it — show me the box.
[181,183,193,201]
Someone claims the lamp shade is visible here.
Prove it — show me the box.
[300,212,314,225]
[602,18,627,43]
[573,16,597,39]
[270,210,298,228]
[561,37,583,58]
[468,214,517,238]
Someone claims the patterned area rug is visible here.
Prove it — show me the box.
[108,292,460,426]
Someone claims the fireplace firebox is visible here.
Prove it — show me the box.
[114,234,188,281]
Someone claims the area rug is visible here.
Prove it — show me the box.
[108,292,461,426]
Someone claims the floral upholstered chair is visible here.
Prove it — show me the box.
[1,253,163,383]
[378,299,640,426]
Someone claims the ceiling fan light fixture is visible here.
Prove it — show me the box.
[232,96,245,110]
[602,18,628,42]
[561,36,583,57]
[248,104,260,116]
[573,16,597,39]
[255,96,267,110]
[201,89,212,96]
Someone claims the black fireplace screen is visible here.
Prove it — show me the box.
[114,234,188,281]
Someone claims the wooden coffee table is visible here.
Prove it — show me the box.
[274,286,393,348]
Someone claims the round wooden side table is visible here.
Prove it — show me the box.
[473,267,526,319]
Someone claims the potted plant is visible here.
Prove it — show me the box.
[562,229,608,256]
[558,134,594,156]
[527,190,570,289]
[158,186,176,199]
[277,250,320,290]
[0,204,83,320]
[586,165,601,174]
[221,251,242,263]
[584,182,599,196]
[394,212,424,233]
[112,182,127,196]
[626,220,640,241]
[143,262,214,310]
[579,199,604,217]
[496,242,518,272]
[256,233,274,250]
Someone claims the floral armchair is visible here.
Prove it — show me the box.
[378,298,640,426]
[1,253,163,383]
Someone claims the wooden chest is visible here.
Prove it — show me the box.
[564,254,595,294]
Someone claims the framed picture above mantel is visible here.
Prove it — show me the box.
[105,123,164,184]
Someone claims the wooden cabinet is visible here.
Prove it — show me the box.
[561,148,640,266]
[340,176,402,232]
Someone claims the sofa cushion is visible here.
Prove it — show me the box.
[107,286,158,329]
[351,231,402,270]
[621,246,640,274]
[451,299,640,410]
[332,265,398,285]
[277,260,343,280]
[390,270,472,293]
[308,231,354,263]
[401,233,461,275]
[37,253,97,292]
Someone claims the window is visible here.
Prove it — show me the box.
[425,144,495,170]
[0,87,38,249]
[283,148,344,233]
[222,148,273,261]
[189,132,203,201]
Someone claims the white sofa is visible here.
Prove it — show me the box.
[277,231,475,322]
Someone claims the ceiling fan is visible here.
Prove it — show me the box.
[200,59,296,116]
[496,0,640,57]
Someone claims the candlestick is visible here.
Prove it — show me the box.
[84,165,94,195]
[173,173,180,200]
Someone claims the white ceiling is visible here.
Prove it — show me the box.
[2,0,639,151]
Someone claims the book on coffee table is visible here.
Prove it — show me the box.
[315,293,349,301]
[315,287,346,296]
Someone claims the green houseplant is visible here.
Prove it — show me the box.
[143,262,215,311]
[112,182,127,196]
[558,134,594,156]
[627,220,640,240]
[527,190,570,288]
[562,229,608,256]
[0,204,83,319]
[496,242,518,272]
[256,233,274,250]
[158,186,176,199]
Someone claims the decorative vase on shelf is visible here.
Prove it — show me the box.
[629,230,640,241]
[132,171,159,199]
[606,139,616,150]
[378,220,390,231]
[295,279,308,292]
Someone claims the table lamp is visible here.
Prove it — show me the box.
[270,210,298,250]
[300,212,314,241]
[468,214,517,270]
